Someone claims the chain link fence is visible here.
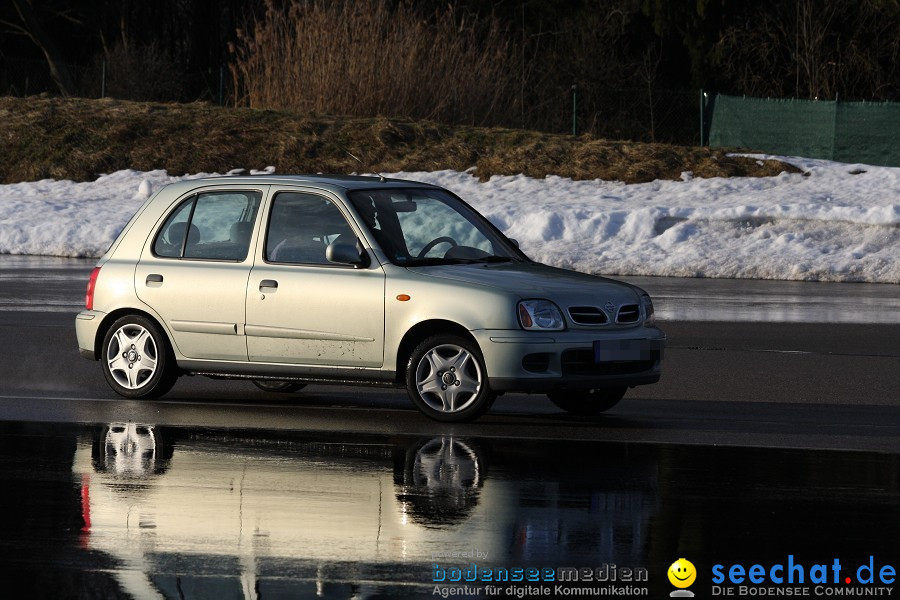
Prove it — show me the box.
[0,55,227,105]
[557,87,699,145]
[1,55,699,145]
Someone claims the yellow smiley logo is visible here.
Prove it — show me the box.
[668,558,697,588]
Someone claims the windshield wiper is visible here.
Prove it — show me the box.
[402,257,474,267]
[473,256,516,263]
[403,256,519,267]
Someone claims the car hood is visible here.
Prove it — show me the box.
[408,261,644,306]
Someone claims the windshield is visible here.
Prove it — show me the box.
[347,188,527,266]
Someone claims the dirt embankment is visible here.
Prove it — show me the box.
[0,96,798,184]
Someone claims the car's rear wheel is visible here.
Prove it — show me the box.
[406,335,496,422]
[102,315,177,399]
[252,380,306,393]
[548,387,627,415]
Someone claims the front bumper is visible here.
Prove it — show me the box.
[472,326,665,393]
[75,310,106,360]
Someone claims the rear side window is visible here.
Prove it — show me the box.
[265,192,356,265]
[154,191,262,261]
[154,200,193,258]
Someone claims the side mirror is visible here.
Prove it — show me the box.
[508,238,520,248]
[326,241,366,267]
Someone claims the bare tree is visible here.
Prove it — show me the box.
[641,43,662,141]
[715,0,900,100]
[792,0,841,98]
[5,0,75,96]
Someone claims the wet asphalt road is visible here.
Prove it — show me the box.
[2,423,898,599]
[0,256,898,598]
[1,257,897,452]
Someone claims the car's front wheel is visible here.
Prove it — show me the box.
[252,380,306,393]
[406,335,496,422]
[548,387,626,415]
[102,315,177,399]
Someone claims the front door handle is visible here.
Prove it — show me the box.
[259,279,278,293]
[146,274,163,286]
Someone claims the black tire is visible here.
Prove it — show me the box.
[548,387,627,415]
[406,334,496,422]
[101,314,178,399]
[252,379,306,393]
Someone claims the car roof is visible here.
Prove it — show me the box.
[162,174,440,195]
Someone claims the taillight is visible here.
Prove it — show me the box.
[85,267,100,310]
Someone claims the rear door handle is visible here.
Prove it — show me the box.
[259,279,278,292]
[146,274,163,285]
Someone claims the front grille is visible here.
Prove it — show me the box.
[616,304,640,324]
[568,306,608,325]
[561,349,657,377]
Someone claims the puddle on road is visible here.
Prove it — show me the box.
[620,276,900,324]
[0,421,897,598]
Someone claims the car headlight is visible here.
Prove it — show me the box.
[641,295,655,326]
[518,300,565,331]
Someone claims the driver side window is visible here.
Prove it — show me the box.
[265,192,356,265]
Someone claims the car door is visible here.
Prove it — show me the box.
[245,189,385,367]
[135,186,265,361]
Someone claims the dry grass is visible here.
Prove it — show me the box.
[230,0,519,127]
[0,96,798,184]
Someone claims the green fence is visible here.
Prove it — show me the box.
[705,93,900,166]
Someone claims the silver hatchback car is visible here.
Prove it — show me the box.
[76,175,664,421]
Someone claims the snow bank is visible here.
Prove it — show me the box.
[0,157,897,283]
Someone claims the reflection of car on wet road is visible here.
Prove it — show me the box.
[76,426,658,598]
[75,175,664,421]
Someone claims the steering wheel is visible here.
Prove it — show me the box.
[417,236,458,258]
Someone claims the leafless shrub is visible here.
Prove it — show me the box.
[100,42,183,102]
[714,0,900,100]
